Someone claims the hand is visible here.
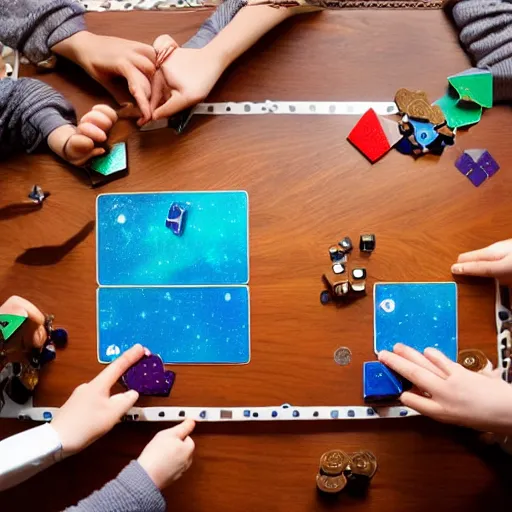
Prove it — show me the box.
[378,343,512,434]
[138,419,196,490]
[451,239,512,286]
[150,46,225,121]
[51,344,147,457]
[47,105,118,166]
[52,31,156,124]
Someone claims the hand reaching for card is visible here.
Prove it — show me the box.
[47,105,118,166]
[451,239,512,286]
[378,343,512,434]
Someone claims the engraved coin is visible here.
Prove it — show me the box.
[316,473,347,494]
[320,449,350,475]
[349,451,378,478]
[457,349,489,373]
[334,347,352,366]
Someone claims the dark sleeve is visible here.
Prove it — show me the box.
[0,77,76,157]
[0,0,86,63]
[63,460,166,512]
[452,0,512,102]
[183,0,247,49]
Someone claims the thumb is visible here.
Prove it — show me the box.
[153,91,190,121]
[109,389,139,416]
[170,419,196,440]
[451,259,511,279]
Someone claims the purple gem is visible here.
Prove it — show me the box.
[455,153,475,176]
[122,354,175,396]
[477,150,500,177]
[467,166,488,187]
[165,203,187,236]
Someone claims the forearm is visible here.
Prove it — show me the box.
[64,461,166,512]
[0,0,85,64]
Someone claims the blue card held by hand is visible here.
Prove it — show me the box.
[374,282,458,360]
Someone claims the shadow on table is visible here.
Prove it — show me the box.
[0,202,43,221]
[15,220,95,266]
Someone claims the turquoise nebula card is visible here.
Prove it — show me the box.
[98,286,250,364]
[97,192,249,286]
[374,282,458,361]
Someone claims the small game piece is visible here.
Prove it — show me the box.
[50,328,68,349]
[28,185,46,204]
[332,279,351,298]
[0,314,27,342]
[168,107,195,134]
[332,263,345,275]
[455,149,499,187]
[338,237,353,253]
[347,108,402,163]
[394,88,445,125]
[448,68,493,109]
[434,92,482,129]
[316,474,347,494]
[333,347,352,366]
[165,202,187,236]
[363,361,403,402]
[39,342,56,366]
[351,282,366,294]
[320,450,350,475]
[122,354,176,397]
[320,290,331,305]
[408,119,439,149]
[329,246,345,262]
[359,234,376,253]
[352,268,366,280]
[457,349,491,373]
[348,451,378,479]
[90,142,127,176]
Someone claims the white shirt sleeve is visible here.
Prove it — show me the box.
[0,423,62,491]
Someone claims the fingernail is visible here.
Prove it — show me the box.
[393,343,404,350]
[451,264,462,273]
[134,343,143,351]
[143,347,151,356]
[127,389,139,399]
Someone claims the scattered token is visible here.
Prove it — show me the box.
[332,263,345,275]
[320,449,350,475]
[334,347,352,366]
[349,451,378,478]
[316,473,347,494]
[457,349,490,373]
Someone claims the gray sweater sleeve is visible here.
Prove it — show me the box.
[452,0,512,102]
[0,77,76,156]
[183,0,247,49]
[0,0,86,63]
[64,460,166,512]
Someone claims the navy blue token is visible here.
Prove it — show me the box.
[366,408,375,416]
[43,411,52,421]
[253,412,259,418]
[400,409,408,417]
[199,411,206,419]
[282,403,290,409]
[244,410,250,417]
[50,328,68,348]
[330,410,339,419]
[292,410,300,417]
[158,411,165,418]
[320,290,331,305]
[271,411,278,418]
[347,410,355,418]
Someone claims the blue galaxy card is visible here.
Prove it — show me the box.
[96,192,249,286]
[98,286,250,364]
[374,282,458,360]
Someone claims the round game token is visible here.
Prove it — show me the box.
[320,290,331,305]
[316,473,347,494]
[457,349,490,373]
[349,451,378,479]
[319,449,350,475]
[334,347,352,366]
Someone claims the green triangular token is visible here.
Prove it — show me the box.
[448,68,493,108]
[434,92,482,129]
[0,314,27,341]
[90,142,127,176]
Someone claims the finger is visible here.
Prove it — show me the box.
[129,52,156,78]
[80,110,115,133]
[92,104,118,124]
[399,391,445,417]
[423,348,457,375]
[171,419,196,440]
[149,71,166,113]
[91,344,145,390]
[121,64,152,123]
[76,122,108,143]
[451,259,511,279]
[0,296,45,326]
[378,350,444,393]
[65,134,95,157]
[183,435,195,453]
[109,389,139,416]
[135,43,157,63]
[89,147,106,159]
[457,244,504,264]
[153,91,191,121]
[393,343,448,378]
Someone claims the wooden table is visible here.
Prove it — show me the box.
[2,8,512,511]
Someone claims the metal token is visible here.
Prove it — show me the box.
[457,349,489,373]
[319,449,350,475]
[316,473,347,494]
[349,451,378,478]
[334,347,352,366]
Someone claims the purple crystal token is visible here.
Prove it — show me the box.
[467,166,488,187]
[122,354,175,396]
[477,150,500,177]
[455,153,475,176]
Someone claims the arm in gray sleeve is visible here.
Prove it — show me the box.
[0,0,86,63]
[0,77,76,157]
[452,0,512,102]
[64,460,166,512]
[183,0,247,49]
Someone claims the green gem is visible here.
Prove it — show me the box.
[0,314,27,341]
[448,68,493,109]
[90,142,127,176]
[434,92,482,129]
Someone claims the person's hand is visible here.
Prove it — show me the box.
[52,31,156,125]
[50,344,147,457]
[47,105,118,166]
[378,343,512,434]
[138,419,196,490]
[150,46,225,121]
[451,239,512,286]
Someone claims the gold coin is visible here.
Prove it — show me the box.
[457,349,488,372]
[349,451,378,478]
[319,449,350,475]
[316,473,347,494]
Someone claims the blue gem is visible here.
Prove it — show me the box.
[271,411,278,418]
[40,342,56,366]
[281,403,291,409]
[347,410,355,418]
[409,119,438,149]
[292,410,299,417]
[199,411,206,419]
[43,411,52,421]
[50,328,68,348]
[320,290,331,305]
[330,410,339,419]
[400,409,408,417]
[243,410,250,417]
[165,202,187,236]
[363,361,403,402]
[366,408,375,416]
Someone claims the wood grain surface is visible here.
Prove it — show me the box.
[1,8,512,511]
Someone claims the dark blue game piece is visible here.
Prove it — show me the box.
[338,237,353,253]
[330,410,339,419]
[199,410,206,419]
[271,411,278,418]
[50,328,68,348]
[347,410,355,417]
[399,409,408,417]
[165,202,187,236]
[28,185,46,204]
[363,361,403,402]
[320,290,331,305]
[244,410,250,417]
[359,234,376,253]
[292,410,300,417]
[329,246,344,262]
[39,342,56,366]
[366,408,375,416]
[252,412,259,418]
[43,411,52,421]
[395,137,415,155]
